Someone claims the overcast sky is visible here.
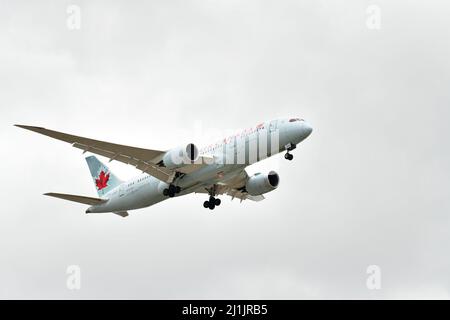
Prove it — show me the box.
[1,0,449,299]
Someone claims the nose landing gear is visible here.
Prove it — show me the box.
[284,143,296,161]
[163,184,181,197]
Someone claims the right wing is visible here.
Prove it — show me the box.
[15,125,174,182]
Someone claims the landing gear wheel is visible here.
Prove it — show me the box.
[204,185,220,210]
[285,153,293,161]
[165,184,181,197]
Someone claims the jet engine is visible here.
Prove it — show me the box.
[245,171,280,196]
[161,143,199,169]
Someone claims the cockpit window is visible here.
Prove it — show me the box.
[289,118,303,122]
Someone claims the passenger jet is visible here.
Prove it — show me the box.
[15,118,312,217]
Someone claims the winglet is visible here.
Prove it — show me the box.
[14,124,47,132]
[15,124,45,129]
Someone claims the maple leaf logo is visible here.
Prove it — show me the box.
[95,170,110,190]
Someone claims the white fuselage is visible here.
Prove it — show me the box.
[87,118,312,213]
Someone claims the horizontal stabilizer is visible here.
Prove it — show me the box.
[44,193,107,205]
[113,211,129,218]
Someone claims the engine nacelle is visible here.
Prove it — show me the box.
[161,143,199,169]
[245,171,280,196]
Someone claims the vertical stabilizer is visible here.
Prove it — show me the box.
[85,156,122,197]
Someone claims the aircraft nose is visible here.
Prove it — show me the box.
[302,121,313,138]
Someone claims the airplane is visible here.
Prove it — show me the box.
[15,118,312,217]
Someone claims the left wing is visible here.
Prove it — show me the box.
[16,125,174,182]
[194,170,265,202]
[194,185,265,202]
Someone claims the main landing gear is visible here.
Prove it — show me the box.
[163,184,181,197]
[203,185,221,210]
[203,196,221,210]
[284,143,296,161]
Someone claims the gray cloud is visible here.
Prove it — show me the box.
[1,0,449,299]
